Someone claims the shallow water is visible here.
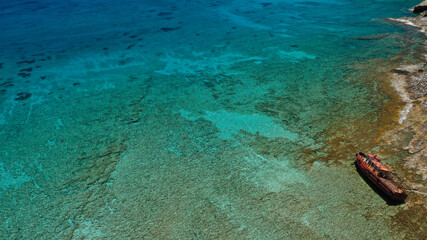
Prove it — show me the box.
[0,0,422,239]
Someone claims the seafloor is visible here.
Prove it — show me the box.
[0,0,425,239]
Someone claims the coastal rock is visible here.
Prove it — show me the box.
[408,73,427,99]
[413,1,427,14]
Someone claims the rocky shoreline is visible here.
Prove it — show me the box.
[386,2,427,205]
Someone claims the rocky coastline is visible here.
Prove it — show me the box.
[385,0,427,212]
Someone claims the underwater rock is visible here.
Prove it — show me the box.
[157,12,172,16]
[19,67,33,72]
[17,59,35,64]
[1,81,13,88]
[126,43,136,50]
[413,1,427,13]
[161,27,181,32]
[14,92,31,101]
[18,73,31,78]
[355,33,389,40]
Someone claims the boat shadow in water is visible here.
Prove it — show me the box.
[354,161,406,206]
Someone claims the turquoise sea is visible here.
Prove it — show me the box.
[0,0,423,239]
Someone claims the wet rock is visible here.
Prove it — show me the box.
[15,92,31,101]
[413,1,427,13]
[392,69,410,75]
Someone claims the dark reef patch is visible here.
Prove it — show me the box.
[161,27,181,32]
[20,68,33,72]
[17,59,35,64]
[15,92,32,101]
[392,69,410,75]
[126,43,136,50]
[355,34,389,41]
[18,73,31,78]
[73,82,81,86]
[157,12,172,16]
[261,3,272,7]
[1,81,14,88]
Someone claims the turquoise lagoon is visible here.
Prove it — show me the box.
[0,0,422,239]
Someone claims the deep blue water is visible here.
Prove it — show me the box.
[0,0,421,239]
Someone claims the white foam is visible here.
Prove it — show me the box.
[390,73,412,124]
[390,18,424,32]
[399,103,413,124]
[390,18,418,27]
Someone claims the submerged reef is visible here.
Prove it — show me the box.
[0,0,425,239]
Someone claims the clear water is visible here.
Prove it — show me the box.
[0,0,421,239]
